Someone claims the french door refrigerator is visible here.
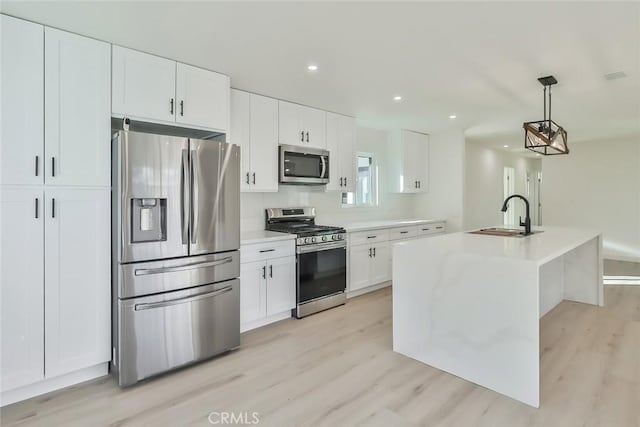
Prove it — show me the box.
[111,119,240,386]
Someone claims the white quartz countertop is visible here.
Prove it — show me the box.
[240,230,295,246]
[394,226,601,266]
[342,218,446,232]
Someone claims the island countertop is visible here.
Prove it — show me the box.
[394,226,601,266]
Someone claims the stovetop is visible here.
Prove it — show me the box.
[266,223,345,238]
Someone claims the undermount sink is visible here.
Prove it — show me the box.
[467,227,543,238]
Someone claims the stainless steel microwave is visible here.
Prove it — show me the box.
[279,144,330,185]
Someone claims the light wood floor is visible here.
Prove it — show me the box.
[2,286,640,427]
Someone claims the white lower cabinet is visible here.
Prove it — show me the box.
[44,189,111,378]
[0,188,45,392]
[0,187,110,394]
[240,240,296,332]
[349,242,391,292]
[348,222,446,294]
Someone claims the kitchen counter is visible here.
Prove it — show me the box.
[392,226,603,408]
[341,218,446,232]
[240,230,295,246]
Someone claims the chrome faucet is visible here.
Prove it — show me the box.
[501,194,532,235]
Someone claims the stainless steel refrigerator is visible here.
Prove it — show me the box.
[111,118,240,387]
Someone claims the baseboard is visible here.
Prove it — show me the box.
[241,310,291,333]
[1,363,108,407]
[347,281,392,298]
[604,276,640,286]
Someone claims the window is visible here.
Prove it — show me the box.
[342,153,378,207]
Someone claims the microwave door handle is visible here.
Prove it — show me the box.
[320,155,327,179]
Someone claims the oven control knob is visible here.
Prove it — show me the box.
[338,234,344,240]
[311,237,317,243]
[304,237,311,244]
[331,235,337,241]
[322,236,328,242]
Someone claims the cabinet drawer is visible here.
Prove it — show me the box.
[417,222,446,235]
[349,229,390,246]
[389,226,418,241]
[241,240,295,263]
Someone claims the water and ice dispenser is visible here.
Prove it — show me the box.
[131,198,167,243]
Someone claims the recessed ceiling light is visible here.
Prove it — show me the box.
[503,145,509,148]
[307,64,318,71]
[393,96,403,101]
[449,115,457,119]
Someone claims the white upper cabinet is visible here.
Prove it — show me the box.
[175,62,229,132]
[231,89,278,192]
[0,188,45,391]
[278,101,326,148]
[1,16,44,186]
[111,46,176,123]
[388,129,429,193]
[326,113,356,192]
[44,189,110,378]
[112,46,230,132]
[44,28,111,187]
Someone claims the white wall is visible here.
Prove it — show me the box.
[240,127,415,231]
[415,129,466,232]
[542,136,640,262]
[464,143,542,230]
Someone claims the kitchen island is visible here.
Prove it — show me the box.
[392,226,603,408]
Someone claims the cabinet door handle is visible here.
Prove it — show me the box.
[51,157,56,177]
[35,156,39,177]
[436,226,444,230]
[301,131,305,142]
[259,249,275,253]
[418,181,421,189]
[400,231,409,234]
[305,132,309,143]
[373,247,376,257]
[262,265,266,279]
[252,172,256,184]
[367,235,376,239]
[344,177,347,187]
[170,98,174,115]
[34,198,39,219]
[51,197,55,218]
[422,228,431,231]
[340,177,343,186]
[369,248,372,257]
[246,172,250,184]
[180,100,184,116]
[269,264,273,278]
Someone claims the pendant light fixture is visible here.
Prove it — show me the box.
[523,75,568,155]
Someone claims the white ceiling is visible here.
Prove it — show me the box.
[3,1,639,145]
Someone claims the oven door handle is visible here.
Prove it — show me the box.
[297,242,346,254]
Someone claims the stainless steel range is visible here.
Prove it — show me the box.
[266,208,346,318]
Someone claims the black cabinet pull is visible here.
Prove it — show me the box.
[344,177,347,186]
[436,226,444,230]
[246,172,250,184]
[51,157,56,177]
[305,132,309,143]
[170,98,174,115]
[422,228,431,231]
[269,265,273,278]
[400,231,408,234]
[367,235,376,239]
[34,198,39,219]
[180,100,184,116]
[262,265,266,279]
[339,177,343,186]
[301,131,305,142]
[51,197,55,218]
[252,172,256,184]
[35,156,39,177]
[259,249,275,253]
[373,247,376,257]
[368,248,372,257]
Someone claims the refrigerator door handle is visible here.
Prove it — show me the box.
[134,256,233,276]
[190,149,199,244]
[180,149,189,245]
[134,285,233,311]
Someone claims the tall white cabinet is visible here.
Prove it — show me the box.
[0,15,111,404]
[388,130,429,193]
[326,112,356,192]
[278,101,326,149]
[230,89,279,192]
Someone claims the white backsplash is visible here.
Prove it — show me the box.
[241,126,417,231]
